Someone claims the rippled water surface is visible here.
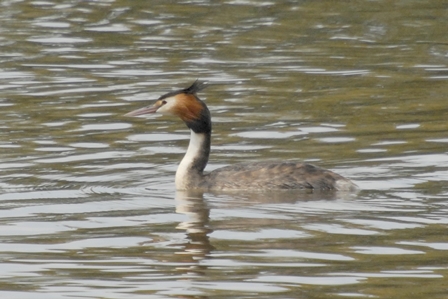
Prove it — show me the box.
[1,1,448,298]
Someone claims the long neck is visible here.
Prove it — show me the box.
[175,130,211,190]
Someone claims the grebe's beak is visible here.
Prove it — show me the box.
[125,104,159,117]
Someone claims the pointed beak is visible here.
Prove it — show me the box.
[125,104,159,117]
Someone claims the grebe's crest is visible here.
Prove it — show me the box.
[181,80,207,95]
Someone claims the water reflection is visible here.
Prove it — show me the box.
[174,191,214,273]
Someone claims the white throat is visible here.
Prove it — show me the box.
[175,130,207,190]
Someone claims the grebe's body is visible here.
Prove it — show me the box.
[126,81,357,192]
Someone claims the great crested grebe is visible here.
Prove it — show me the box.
[125,81,358,192]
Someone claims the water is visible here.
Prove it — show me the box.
[1,0,448,298]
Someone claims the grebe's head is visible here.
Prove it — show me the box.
[125,81,211,134]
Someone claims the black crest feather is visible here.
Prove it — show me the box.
[159,80,207,100]
[183,80,207,94]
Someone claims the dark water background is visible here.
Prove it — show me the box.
[1,1,448,298]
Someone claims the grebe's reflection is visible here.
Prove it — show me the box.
[175,191,214,266]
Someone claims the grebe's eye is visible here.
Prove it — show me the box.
[162,100,167,105]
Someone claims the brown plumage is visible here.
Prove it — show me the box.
[203,162,353,191]
[170,94,204,123]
